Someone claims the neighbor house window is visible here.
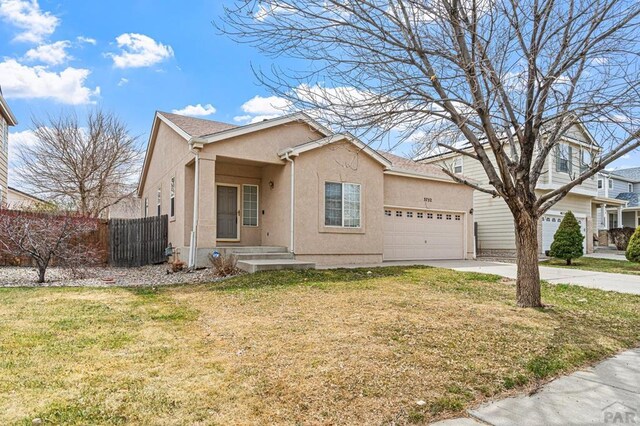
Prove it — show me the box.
[242,185,259,227]
[580,149,591,173]
[453,158,463,174]
[598,179,603,189]
[324,182,361,228]
[556,144,571,173]
[169,177,175,218]
[609,179,613,189]
[144,198,148,217]
[156,187,161,216]
[629,183,634,192]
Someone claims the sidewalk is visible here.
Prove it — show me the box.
[419,260,640,295]
[431,348,640,425]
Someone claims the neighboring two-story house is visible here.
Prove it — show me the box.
[0,88,18,207]
[421,123,625,257]
[596,168,640,230]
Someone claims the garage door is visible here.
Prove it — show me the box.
[541,214,587,254]
[383,208,465,261]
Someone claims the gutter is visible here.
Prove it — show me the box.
[282,150,298,253]
[188,138,205,268]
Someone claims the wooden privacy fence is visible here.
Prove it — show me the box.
[109,215,168,267]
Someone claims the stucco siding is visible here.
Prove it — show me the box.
[293,141,385,264]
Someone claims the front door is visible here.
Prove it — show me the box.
[217,185,238,240]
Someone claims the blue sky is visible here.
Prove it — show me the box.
[0,0,304,187]
[0,0,636,189]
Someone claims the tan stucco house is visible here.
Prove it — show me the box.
[6,186,46,210]
[421,122,625,257]
[137,111,475,269]
[0,88,18,207]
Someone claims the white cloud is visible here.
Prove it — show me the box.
[172,103,217,117]
[76,36,96,45]
[24,40,71,65]
[109,33,174,68]
[235,95,292,123]
[0,59,100,104]
[253,2,296,21]
[117,78,129,87]
[0,0,59,43]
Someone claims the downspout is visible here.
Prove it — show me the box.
[284,152,296,253]
[188,141,202,268]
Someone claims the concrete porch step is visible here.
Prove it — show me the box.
[217,246,289,255]
[234,252,295,261]
[237,259,316,273]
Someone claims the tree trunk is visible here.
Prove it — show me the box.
[566,259,572,266]
[37,266,46,284]
[514,212,543,308]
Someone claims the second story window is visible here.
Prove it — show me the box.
[629,183,633,192]
[453,158,463,174]
[556,144,571,174]
[598,179,603,189]
[580,149,591,174]
[609,179,613,190]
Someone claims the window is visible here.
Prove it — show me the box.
[609,179,613,189]
[406,211,413,218]
[580,149,591,173]
[156,187,161,216]
[446,214,452,220]
[417,212,424,219]
[427,213,433,219]
[455,215,461,221]
[396,210,402,217]
[437,213,443,220]
[324,182,361,228]
[242,185,259,227]
[598,179,603,189]
[384,210,391,217]
[556,144,571,173]
[453,158,463,174]
[144,198,148,217]
[169,177,176,218]
[629,183,633,192]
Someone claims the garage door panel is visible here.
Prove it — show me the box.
[383,209,464,261]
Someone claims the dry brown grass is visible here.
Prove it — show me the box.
[1,266,639,425]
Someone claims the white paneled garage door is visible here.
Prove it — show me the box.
[541,214,587,254]
[383,208,465,261]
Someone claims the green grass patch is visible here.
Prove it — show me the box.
[544,256,640,275]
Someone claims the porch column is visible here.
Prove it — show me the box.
[601,204,608,229]
[636,211,638,228]
[197,158,217,251]
[617,205,623,228]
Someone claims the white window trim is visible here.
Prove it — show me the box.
[156,186,162,217]
[242,184,259,227]
[169,176,176,219]
[453,157,463,174]
[324,181,362,228]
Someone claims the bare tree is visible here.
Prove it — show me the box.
[220,0,640,307]
[0,208,103,283]
[17,110,141,218]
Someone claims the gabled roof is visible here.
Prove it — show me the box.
[616,192,639,207]
[380,151,451,180]
[7,186,47,203]
[158,112,236,139]
[0,89,17,126]
[278,133,392,168]
[610,167,640,182]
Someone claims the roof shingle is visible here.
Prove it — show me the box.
[158,111,236,138]
[379,151,451,179]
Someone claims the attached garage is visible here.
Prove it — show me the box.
[383,208,466,261]
[541,213,587,254]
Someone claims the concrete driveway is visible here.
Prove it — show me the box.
[416,260,640,295]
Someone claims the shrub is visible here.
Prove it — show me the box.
[208,252,241,277]
[609,227,635,250]
[626,227,640,262]
[549,211,583,265]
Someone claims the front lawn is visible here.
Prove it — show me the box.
[1,266,640,425]
[544,256,640,275]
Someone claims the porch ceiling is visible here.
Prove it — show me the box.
[215,155,284,167]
